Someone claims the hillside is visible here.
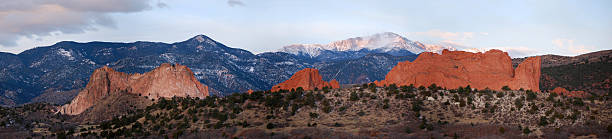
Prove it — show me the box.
[315,53,417,84]
[513,50,612,95]
[1,84,610,138]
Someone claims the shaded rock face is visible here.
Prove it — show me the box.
[375,49,541,92]
[58,63,209,115]
[271,68,339,92]
[551,87,586,97]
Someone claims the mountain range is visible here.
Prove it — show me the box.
[1,32,610,106]
[279,32,450,61]
[0,33,421,106]
[1,32,611,138]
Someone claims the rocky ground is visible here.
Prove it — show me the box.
[1,84,611,138]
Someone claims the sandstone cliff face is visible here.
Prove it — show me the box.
[58,63,209,115]
[374,49,541,92]
[271,68,340,92]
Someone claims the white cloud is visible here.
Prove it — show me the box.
[410,29,479,40]
[407,30,546,57]
[0,0,157,47]
[491,47,540,58]
[552,38,593,55]
[227,0,245,7]
[407,29,488,49]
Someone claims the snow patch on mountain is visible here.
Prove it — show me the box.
[57,48,75,60]
[160,53,176,63]
[422,43,458,53]
[279,32,448,57]
[82,59,96,65]
[194,35,205,43]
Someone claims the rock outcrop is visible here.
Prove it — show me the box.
[374,49,541,92]
[58,63,209,115]
[550,87,586,97]
[271,68,340,92]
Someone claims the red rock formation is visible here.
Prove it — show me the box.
[271,68,340,92]
[550,87,586,97]
[58,63,209,115]
[329,79,340,89]
[374,49,541,92]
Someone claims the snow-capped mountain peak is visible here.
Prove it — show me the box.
[279,32,440,57]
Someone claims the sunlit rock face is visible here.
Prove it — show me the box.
[58,63,209,115]
[271,68,339,92]
[551,87,586,97]
[375,49,541,92]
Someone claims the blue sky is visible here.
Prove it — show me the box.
[0,0,610,57]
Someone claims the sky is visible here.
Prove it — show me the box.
[0,0,610,57]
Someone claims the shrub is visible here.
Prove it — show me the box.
[502,86,511,91]
[357,111,366,116]
[496,92,505,98]
[350,92,359,101]
[338,106,347,112]
[526,90,537,101]
[523,127,531,135]
[401,84,415,93]
[528,104,538,114]
[296,87,304,93]
[467,96,473,105]
[412,100,423,112]
[309,112,319,119]
[266,123,275,129]
[428,83,438,91]
[418,121,433,130]
[499,127,505,134]
[421,91,432,97]
[418,86,426,90]
[459,99,466,107]
[453,94,460,102]
[572,98,584,106]
[568,110,580,121]
[322,86,331,93]
[214,121,224,129]
[547,93,557,101]
[405,127,412,133]
[368,83,377,92]
[322,106,332,113]
[388,84,398,91]
[370,95,377,99]
[334,122,343,127]
[607,124,612,133]
[538,116,549,126]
